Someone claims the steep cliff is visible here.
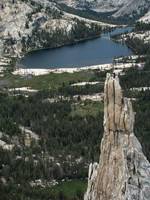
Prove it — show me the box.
[84,73,150,200]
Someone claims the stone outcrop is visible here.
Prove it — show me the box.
[84,73,150,200]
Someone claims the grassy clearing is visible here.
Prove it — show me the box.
[51,179,87,198]
[1,179,87,200]
[0,70,96,90]
[71,100,104,117]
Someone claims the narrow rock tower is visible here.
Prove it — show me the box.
[84,73,150,200]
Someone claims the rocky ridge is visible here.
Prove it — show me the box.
[84,73,150,200]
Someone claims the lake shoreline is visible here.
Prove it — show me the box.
[21,34,102,56]
[19,26,122,57]
[19,26,133,69]
[13,62,138,76]
[17,33,102,69]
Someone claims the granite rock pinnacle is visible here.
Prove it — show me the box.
[84,73,150,200]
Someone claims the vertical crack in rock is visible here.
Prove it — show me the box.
[84,73,150,200]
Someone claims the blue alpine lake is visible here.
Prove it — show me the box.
[20,26,133,68]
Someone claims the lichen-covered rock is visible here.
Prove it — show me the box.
[84,73,150,200]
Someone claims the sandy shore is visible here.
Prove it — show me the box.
[13,63,137,76]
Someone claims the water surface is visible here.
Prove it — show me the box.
[20,27,133,68]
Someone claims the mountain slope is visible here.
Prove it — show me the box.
[0,0,107,70]
[59,0,150,19]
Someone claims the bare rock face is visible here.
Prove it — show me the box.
[84,73,150,200]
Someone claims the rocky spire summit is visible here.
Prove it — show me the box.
[84,73,150,200]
